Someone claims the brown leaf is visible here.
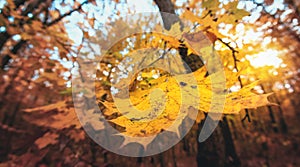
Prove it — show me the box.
[34,132,59,149]
[66,129,86,142]
[205,31,217,43]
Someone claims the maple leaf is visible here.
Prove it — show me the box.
[104,71,200,148]
[95,31,276,149]
[107,55,276,146]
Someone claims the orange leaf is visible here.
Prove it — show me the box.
[34,132,59,149]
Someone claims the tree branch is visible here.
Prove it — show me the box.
[1,40,26,70]
[217,38,251,122]
[1,1,89,68]
[0,0,48,54]
[46,1,89,27]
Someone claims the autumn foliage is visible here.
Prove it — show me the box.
[0,0,300,166]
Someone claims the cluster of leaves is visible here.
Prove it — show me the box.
[83,1,277,148]
[22,0,277,150]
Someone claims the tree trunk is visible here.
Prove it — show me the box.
[221,117,241,167]
[197,115,225,167]
[151,1,240,166]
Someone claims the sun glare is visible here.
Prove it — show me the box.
[246,49,283,68]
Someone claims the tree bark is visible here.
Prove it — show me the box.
[197,115,225,167]
[221,117,241,167]
[153,0,181,30]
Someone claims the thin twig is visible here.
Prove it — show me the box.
[217,38,251,122]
